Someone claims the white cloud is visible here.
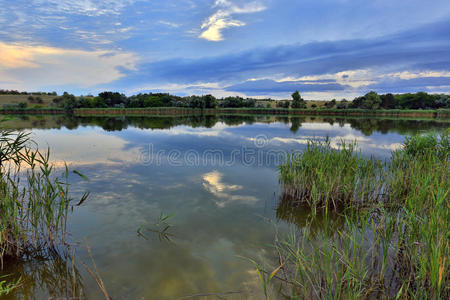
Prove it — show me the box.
[278,69,377,89]
[0,42,138,90]
[33,0,135,16]
[157,21,182,28]
[125,82,248,99]
[383,70,450,80]
[199,0,266,41]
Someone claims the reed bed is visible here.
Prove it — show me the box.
[257,131,449,299]
[279,138,385,212]
[0,129,85,266]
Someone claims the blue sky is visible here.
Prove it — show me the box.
[0,0,449,99]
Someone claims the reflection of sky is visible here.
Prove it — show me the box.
[29,120,407,172]
[12,118,445,299]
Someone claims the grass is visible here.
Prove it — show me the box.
[0,107,62,113]
[0,128,87,266]
[257,130,449,299]
[0,275,21,296]
[0,95,55,107]
[279,138,385,213]
[0,126,110,298]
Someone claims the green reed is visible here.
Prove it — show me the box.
[258,131,449,299]
[0,129,85,266]
[279,137,385,212]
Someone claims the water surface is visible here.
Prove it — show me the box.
[1,115,447,299]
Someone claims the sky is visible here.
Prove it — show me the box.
[0,0,449,100]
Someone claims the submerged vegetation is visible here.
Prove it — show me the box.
[257,131,449,299]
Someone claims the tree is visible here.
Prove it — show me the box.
[350,96,365,108]
[18,102,28,109]
[61,92,77,113]
[203,95,217,108]
[325,99,336,109]
[243,98,256,108]
[380,93,396,109]
[98,91,127,107]
[434,95,450,108]
[291,91,306,108]
[336,99,348,109]
[362,91,382,109]
[143,95,164,107]
[220,96,244,108]
[186,96,204,108]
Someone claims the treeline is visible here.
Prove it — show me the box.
[2,89,449,111]
[51,91,260,112]
[276,91,450,110]
[64,90,447,111]
[322,91,450,110]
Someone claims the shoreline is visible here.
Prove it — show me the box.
[0,107,449,118]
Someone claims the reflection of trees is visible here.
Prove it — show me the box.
[289,117,305,134]
[343,118,449,136]
[2,115,448,136]
[0,251,84,299]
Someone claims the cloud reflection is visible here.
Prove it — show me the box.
[202,170,259,207]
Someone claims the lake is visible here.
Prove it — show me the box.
[1,115,448,299]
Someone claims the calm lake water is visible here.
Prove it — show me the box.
[1,115,448,299]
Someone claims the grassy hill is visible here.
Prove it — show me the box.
[0,94,56,107]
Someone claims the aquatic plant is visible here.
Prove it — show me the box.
[279,138,385,212]
[0,129,87,265]
[0,275,21,296]
[258,131,449,299]
[137,212,175,242]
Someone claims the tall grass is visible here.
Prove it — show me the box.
[259,131,449,299]
[0,129,85,266]
[279,138,385,212]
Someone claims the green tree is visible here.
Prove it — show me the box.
[291,91,306,108]
[61,92,77,113]
[98,91,127,107]
[363,91,382,109]
[325,99,337,108]
[203,95,217,108]
[380,93,396,109]
[336,99,348,109]
[143,95,164,107]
